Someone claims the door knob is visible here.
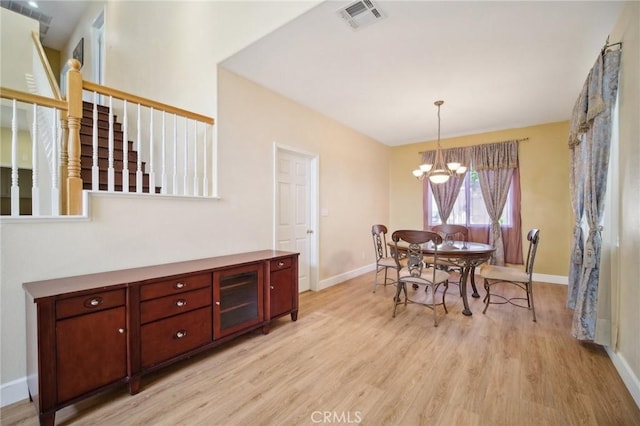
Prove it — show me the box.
[306,229,314,234]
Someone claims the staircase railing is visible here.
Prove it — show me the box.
[1,58,216,217]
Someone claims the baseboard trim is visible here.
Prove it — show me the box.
[533,273,568,285]
[318,266,568,290]
[1,376,28,408]
[605,346,640,410]
[318,264,375,291]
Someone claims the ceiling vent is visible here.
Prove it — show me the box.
[1,0,52,39]
[337,0,386,30]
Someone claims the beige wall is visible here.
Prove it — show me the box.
[0,128,32,168]
[390,121,572,277]
[217,68,390,280]
[609,0,640,406]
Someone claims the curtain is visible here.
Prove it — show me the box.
[566,49,621,342]
[472,141,518,266]
[566,140,586,310]
[466,167,524,265]
[423,147,470,223]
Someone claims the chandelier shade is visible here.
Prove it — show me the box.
[413,100,464,183]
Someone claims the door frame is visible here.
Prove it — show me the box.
[273,143,319,292]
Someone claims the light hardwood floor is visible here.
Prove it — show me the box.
[2,272,640,425]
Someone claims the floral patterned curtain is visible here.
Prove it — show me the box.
[567,49,621,342]
[472,141,518,266]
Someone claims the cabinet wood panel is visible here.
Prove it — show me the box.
[140,286,211,324]
[56,289,125,320]
[56,306,127,403]
[140,272,211,301]
[141,306,212,368]
[270,267,294,319]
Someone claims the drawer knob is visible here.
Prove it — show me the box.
[215,301,220,306]
[176,299,187,307]
[278,261,285,267]
[270,286,274,290]
[118,328,125,334]
[175,330,187,339]
[174,282,186,289]
[85,297,103,308]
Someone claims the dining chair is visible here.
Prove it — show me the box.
[391,230,450,327]
[424,224,471,296]
[371,224,399,293]
[478,229,540,321]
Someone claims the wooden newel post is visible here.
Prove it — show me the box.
[66,59,83,215]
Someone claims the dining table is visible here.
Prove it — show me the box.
[390,240,496,316]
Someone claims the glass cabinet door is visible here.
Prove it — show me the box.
[213,262,264,338]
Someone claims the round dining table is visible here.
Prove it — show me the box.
[431,241,495,315]
[390,241,495,316]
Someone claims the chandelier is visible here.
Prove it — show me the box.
[412,100,466,184]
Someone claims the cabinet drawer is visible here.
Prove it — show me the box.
[141,306,212,368]
[140,273,211,301]
[271,257,292,271]
[56,289,126,320]
[140,286,211,324]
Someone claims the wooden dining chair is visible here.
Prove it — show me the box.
[371,224,399,293]
[479,229,540,321]
[391,230,450,327]
[425,224,473,296]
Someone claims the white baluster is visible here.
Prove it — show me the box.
[92,92,99,191]
[161,111,167,194]
[211,124,218,197]
[183,118,188,195]
[193,120,198,196]
[51,108,60,216]
[172,114,177,195]
[122,100,129,192]
[148,107,155,193]
[136,104,143,193]
[11,100,19,216]
[202,125,208,197]
[31,104,40,215]
[108,95,115,192]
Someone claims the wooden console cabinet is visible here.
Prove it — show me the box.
[23,250,299,426]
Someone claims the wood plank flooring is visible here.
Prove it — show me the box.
[2,272,640,425]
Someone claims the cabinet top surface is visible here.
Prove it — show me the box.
[23,250,299,300]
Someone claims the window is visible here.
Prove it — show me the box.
[427,169,513,227]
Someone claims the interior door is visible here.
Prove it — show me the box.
[276,149,313,292]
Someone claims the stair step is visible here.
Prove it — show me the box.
[81,169,151,186]
[81,144,144,163]
[80,133,134,151]
[83,182,161,194]
[80,101,160,194]
[80,157,142,172]
[80,125,123,140]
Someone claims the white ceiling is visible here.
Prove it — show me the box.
[221,1,624,146]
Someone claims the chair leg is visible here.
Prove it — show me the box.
[392,282,404,318]
[432,285,438,327]
[372,265,380,293]
[384,268,388,287]
[442,282,449,314]
[528,282,537,322]
[482,279,491,314]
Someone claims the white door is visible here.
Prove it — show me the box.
[276,149,314,292]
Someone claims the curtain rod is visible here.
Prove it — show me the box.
[418,137,529,155]
[601,36,622,54]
